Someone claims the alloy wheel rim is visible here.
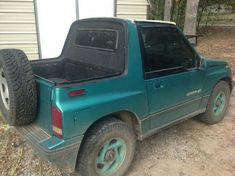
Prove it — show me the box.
[0,68,10,110]
[96,137,126,175]
[213,90,225,115]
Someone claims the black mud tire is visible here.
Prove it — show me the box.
[198,81,230,124]
[76,118,136,176]
[0,49,37,126]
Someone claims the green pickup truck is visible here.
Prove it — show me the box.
[0,18,234,176]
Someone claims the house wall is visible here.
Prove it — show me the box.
[78,0,114,19]
[37,0,115,58]
[0,0,148,59]
[35,0,76,58]
[0,0,39,60]
[116,0,148,20]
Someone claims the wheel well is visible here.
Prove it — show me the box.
[75,111,140,170]
[221,77,233,91]
[110,111,140,134]
[82,111,140,140]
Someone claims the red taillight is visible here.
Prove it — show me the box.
[52,106,62,138]
[68,89,85,97]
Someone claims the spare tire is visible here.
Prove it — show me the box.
[0,49,37,126]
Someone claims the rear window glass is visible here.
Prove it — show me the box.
[75,29,117,50]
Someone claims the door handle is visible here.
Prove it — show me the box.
[154,82,164,89]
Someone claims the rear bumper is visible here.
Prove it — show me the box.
[15,125,83,173]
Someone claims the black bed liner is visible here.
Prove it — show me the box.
[31,58,119,84]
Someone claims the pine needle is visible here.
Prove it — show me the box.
[9,145,24,176]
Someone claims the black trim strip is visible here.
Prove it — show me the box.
[138,108,206,140]
[141,95,208,122]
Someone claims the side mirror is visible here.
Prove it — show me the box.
[185,34,202,47]
[185,34,198,46]
[197,57,205,70]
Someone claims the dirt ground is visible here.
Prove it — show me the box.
[0,27,235,176]
[198,27,235,72]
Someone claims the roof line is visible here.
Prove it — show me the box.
[134,20,176,25]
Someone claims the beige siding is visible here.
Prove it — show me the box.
[116,0,148,20]
[0,0,39,60]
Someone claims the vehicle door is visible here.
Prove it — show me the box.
[137,24,205,129]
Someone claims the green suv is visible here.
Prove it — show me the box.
[0,18,234,176]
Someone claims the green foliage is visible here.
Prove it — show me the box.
[148,0,165,20]
[170,0,187,29]
[148,0,187,29]
[148,0,234,30]
[197,0,235,28]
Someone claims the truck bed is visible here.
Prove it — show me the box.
[31,19,125,85]
[31,58,119,84]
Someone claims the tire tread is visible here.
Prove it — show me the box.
[0,49,37,126]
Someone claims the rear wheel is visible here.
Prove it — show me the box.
[76,118,136,176]
[198,81,230,124]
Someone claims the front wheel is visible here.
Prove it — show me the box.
[76,118,136,176]
[198,80,231,124]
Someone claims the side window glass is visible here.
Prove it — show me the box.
[139,27,195,73]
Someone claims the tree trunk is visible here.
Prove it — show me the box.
[205,6,213,27]
[184,0,200,43]
[164,0,172,21]
[197,6,205,30]
[232,6,235,13]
